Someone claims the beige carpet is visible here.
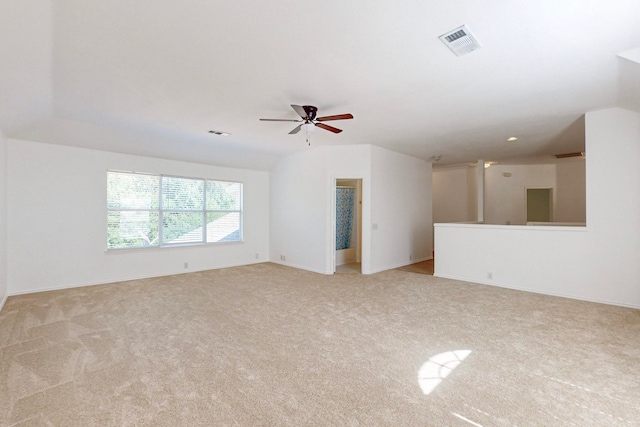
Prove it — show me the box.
[1,263,639,426]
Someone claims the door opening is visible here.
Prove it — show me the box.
[334,179,362,274]
[526,188,553,223]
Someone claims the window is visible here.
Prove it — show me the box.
[107,170,242,250]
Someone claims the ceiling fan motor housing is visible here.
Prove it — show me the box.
[302,105,318,120]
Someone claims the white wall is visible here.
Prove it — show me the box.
[370,146,432,272]
[432,166,476,223]
[269,147,334,274]
[0,129,8,309]
[484,164,556,225]
[7,139,270,295]
[435,107,640,308]
[555,159,587,223]
[270,145,431,275]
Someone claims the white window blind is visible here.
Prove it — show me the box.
[162,176,205,245]
[107,171,243,250]
[206,181,242,243]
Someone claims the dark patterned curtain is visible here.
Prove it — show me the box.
[336,188,355,250]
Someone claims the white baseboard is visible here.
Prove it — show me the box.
[434,272,640,310]
[8,260,267,297]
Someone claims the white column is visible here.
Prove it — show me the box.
[477,159,484,223]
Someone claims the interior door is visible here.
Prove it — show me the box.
[526,188,553,222]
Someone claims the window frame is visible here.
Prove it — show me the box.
[107,170,243,251]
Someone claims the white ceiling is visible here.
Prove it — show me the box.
[2,0,640,170]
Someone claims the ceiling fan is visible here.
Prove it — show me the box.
[260,104,354,135]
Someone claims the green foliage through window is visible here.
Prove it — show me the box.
[107,171,242,249]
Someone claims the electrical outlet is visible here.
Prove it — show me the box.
[487,272,493,280]
[410,254,412,261]
[184,262,189,269]
[255,253,259,260]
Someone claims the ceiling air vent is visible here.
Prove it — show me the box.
[439,25,481,57]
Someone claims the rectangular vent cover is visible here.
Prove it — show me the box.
[439,25,481,57]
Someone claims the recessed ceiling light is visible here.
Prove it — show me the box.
[208,130,230,136]
[506,136,518,142]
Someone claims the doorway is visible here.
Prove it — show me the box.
[526,188,553,223]
[334,179,362,273]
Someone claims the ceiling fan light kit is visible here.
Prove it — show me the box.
[260,104,354,145]
[302,123,315,134]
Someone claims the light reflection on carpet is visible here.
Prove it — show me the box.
[418,350,471,395]
[452,412,484,427]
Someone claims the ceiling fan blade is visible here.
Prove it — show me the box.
[289,124,303,134]
[260,118,301,122]
[316,113,354,122]
[315,123,342,134]
[291,105,308,119]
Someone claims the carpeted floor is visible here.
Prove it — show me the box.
[1,263,639,426]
